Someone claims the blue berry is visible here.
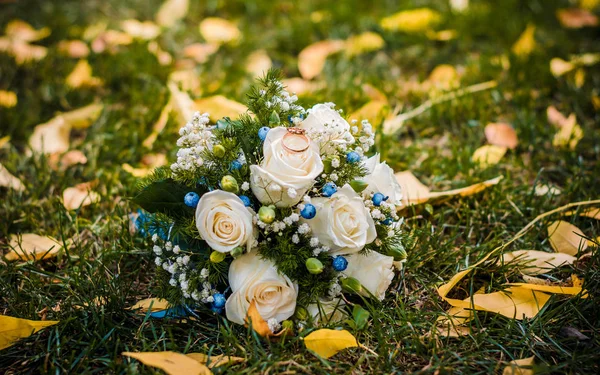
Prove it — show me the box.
[230,160,242,170]
[346,151,360,163]
[382,217,393,225]
[300,203,317,219]
[332,256,348,271]
[212,293,226,308]
[211,305,223,314]
[184,192,200,208]
[288,113,304,123]
[238,195,252,207]
[372,192,388,206]
[258,126,270,141]
[322,182,337,197]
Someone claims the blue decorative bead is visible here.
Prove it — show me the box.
[211,305,223,314]
[239,195,252,207]
[230,160,242,170]
[346,151,360,164]
[382,217,393,225]
[372,192,388,206]
[184,192,200,208]
[212,293,226,308]
[288,113,304,123]
[258,126,270,141]
[332,256,348,271]
[322,182,337,197]
[300,203,317,219]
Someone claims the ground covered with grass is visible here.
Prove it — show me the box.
[1,0,599,373]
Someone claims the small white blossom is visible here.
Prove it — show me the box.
[153,245,162,255]
[152,234,158,243]
[310,237,319,247]
[292,234,300,244]
[173,245,181,254]
[241,182,250,191]
[182,255,190,265]
[287,188,297,198]
[169,278,177,286]
[154,257,162,266]
[331,158,340,168]
[267,318,281,333]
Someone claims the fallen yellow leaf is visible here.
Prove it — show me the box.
[169,81,196,124]
[147,41,172,65]
[91,30,133,53]
[552,117,583,150]
[501,250,576,275]
[298,40,345,80]
[503,356,535,375]
[7,40,47,65]
[282,78,322,96]
[155,0,189,27]
[380,8,441,33]
[128,298,170,312]
[6,233,63,261]
[245,300,272,337]
[508,282,585,296]
[345,31,385,56]
[0,163,25,191]
[61,103,104,129]
[183,43,219,64]
[470,286,551,319]
[557,8,599,28]
[57,40,90,58]
[121,19,160,40]
[123,351,211,375]
[0,90,17,108]
[550,57,575,77]
[48,150,88,171]
[143,102,172,149]
[62,182,101,210]
[303,329,358,359]
[66,60,103,89]
[546,105,572,128]
[485,123,518,149]
[29,116,71,154]
[349,101,389,127]
[511,24,536,58]
[245,49,272,77]
[566,207,600,220]
[547,220,588,255]
[199,17,241,45]
[472,145,507,168]
[186,353,245,368]
[194,95,246,122]
[427,64,460,90]
[5,20,50,42]
[122,153,168,177]
[0,315,58,350]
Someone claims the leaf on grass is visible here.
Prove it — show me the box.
[501,250,576,275]
[61,103,104,129]
[57,40,90,58]
[298,40,345,80]
[547,220,588,255]
[48,150,88,171]
[66,60,103,89]
[470,286,551,319]
[194,95,246,122]
[245,300,272,337]
[550,57,575,77]
[394,171,502,206]
[427,64,460,90]
[5,20,50,42]
[349,101,389,127]
[123,153,167,177]
[186,353,245,368]
[508,282,585,296]
[0,315,58,350]
[557,8,598,28]
[183,43,219,64]
[345,31,385,56]
[121,19,160,40]
[6,233,63,261]
[199,18,241,45]
[29,116,71,154]
[245,49,272,77]
[143,103,172,149]
[379,8,441,33]
[434,306,473,337]
[128,298,170,312]
[62,182,101,210]
[303,329,358,359]
[0,90,17,108]
[148,41,172,65]
[503,356,535,375]
[168,81,196,124]
[282,78,322,95]
[7,40,47,65]
[552,116,583,150]
[485,123,518,149]
[91,30,133,53]
[566,207,600,220]
[0,163,25,191]
[123,351,211,375]
[472,145,507,168]
[546,105,572,128]
[511,24,536,58]
[155,0,189,27]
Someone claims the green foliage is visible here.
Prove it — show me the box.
[132,178,201,218]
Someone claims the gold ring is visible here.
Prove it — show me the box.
[282,127,310,153]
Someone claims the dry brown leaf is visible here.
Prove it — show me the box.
[66,60,103,89]
[345,31,385,56]
[501,250,577,275]
[379,8,441,33]
[485,123,518,149]
[503,357,535,375]
[29,116,71,154]
[472,145,507,168]
[245,49,272,77]
[155,0,189,27]
[183,43,219,64]
[7,234,63,261]
[557,8,599,28]
[245,300,272,337]
[547,221,588,255]
[0,163,25,191]
[199,17,241,45]
[550,57,575,77]
[349,101,389,127]
[298,40,345,80]
[121,19,160,40]
[0,90,17,108]
[142,102,172,149]
[5,20,50,42]
[62,182,101,210]
[512,24,536,57]
[57,40,90,58]
[194,95,246,122]
[186,353,245,368]
[48,150,88,170]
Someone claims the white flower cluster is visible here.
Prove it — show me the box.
[350,119,376,157]
[263,84,303,113]
[170,112,213,175]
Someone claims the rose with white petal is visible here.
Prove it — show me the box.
[363,153,403,206]
[250,127,323,207]
[307,298,347,325]
[225,252,298,325]
[344,251,395,301]
[301,184,376,255]
[299,103,354,154]
[195,190,255,253]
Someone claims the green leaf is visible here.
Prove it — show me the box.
[132,179,201,217]
[352,305,370,330]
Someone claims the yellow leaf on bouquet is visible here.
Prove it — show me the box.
[512,24,536,57]
[123,351,211,375]
[470,286,551,319]
[0,315,58,350]
[0,163,25,191]
[186,353,245,368]
[503,356,535,375]
[6,233,63,261]
[501,250,576,275]
[380,8,441,33]
[345,31,385,56]
[472,145,507,168]
[547,221,588,255]
[66,60,103,88]
[155,0,189,27]
[303,329,358,358]
[121,19,160,40]
[199,17,241,45]
[5,20,50,42]
[298,40,345,80]
[62,182,101,210]
[194,95,246,122]
[0,90,17,108]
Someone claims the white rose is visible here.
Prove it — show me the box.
[301,184,376,255]
[250,127,323,207]
[363,153,403,206]
[307,298,347,325]
[195,190,255,253]
[299,103,354,154]
[225,252,298,325]
[344,251,395,301]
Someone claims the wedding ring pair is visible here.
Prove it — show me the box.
[282,127,310,154]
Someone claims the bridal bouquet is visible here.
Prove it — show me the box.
[133,71,406,333]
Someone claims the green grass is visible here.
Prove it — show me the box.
[1,0,599,373]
